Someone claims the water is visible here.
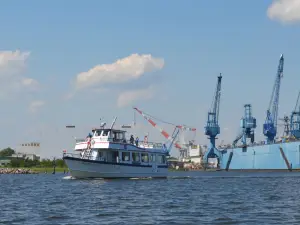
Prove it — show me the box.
[1,171,300,225]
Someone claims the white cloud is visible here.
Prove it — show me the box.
[75,53,164,90]
[0,50,30,75]
[267,0,300,23]
[28,100,45,113]
[20,78,39,91]
[21,77,38,86]
[117,86,155,108]
[0,50,39,96]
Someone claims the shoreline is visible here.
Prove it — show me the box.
[169,169,300,172]
[0,167,69,174]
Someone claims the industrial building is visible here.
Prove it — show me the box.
[12,142,41,161]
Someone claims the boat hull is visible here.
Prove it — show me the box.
[220,141,300,170]
[63,156,168,179]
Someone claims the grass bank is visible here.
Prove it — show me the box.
[30,167,68,173]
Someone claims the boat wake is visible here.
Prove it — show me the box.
[167,176,192,179]
[62,176,76,180]
[129,177,153,180]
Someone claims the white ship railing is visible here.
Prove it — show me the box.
[75,138,165,149]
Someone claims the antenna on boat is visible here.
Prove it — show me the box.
[110,117,117,129]
[133,107,136,127]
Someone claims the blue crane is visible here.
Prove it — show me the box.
[290,91,300,139]
[232,104,256,147]
[204,73,222,165]
[263,54,284,144]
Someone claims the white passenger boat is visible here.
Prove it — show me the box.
[63,118,178,179]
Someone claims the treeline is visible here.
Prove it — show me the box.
[0,147,66,168]
[10,158,66,168]
[0,147,15,157]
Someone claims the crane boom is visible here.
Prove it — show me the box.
[263,54,284,143]
[133,107,182,149]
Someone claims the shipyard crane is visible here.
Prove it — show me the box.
[204,73,222,164]
[278,116,290,137]
[263,54,284,144]
[232,104,256,147]
[133,107,195,154]
[290,91,300,139]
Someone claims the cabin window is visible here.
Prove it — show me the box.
[112,151,119,162]
[149,154,155,162]
[157,155,166,164]
[112,132,124,142]
[141,153,149,163]
[97,150,103,158]
[102,130,109,136]
[132,152,140,162]
[122,152,130,161]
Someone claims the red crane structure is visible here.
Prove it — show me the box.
[133,107,196,159]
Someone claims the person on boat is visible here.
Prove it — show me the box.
[135,136,139,146]
[86,133,92,149]
[130,135,134,144]
[144,135,148,144]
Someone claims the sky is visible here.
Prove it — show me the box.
[1,0,300,158]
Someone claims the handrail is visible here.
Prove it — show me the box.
[75,138,165,148]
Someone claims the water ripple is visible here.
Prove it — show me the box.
[1,172,300,224]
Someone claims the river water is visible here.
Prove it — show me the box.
[1,171,300,225]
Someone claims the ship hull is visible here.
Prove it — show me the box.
[64,156,168,179]
[220,141,300,170]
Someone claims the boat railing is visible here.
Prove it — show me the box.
[139,141,164,149]
[74,138,166,149]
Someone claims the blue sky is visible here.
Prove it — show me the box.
[0,0,300,158]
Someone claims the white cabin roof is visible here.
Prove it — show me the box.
[91,128,126,134]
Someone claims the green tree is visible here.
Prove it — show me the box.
[0,147,15,157]
[10,158,21,167]
[56,159,66,167]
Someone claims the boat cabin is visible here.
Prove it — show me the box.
[92,128,127,143]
